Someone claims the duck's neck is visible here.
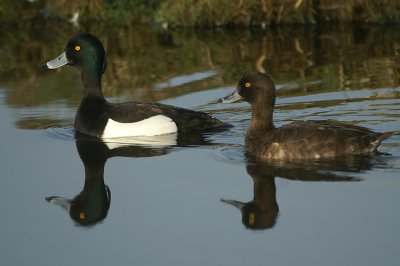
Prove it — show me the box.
[81,68,103,98]
[253,175,277,210]
[248,104,275,136]
[84,164,106,187]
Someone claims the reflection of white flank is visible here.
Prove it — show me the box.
[102,115,177,138]
[103,132,178,150]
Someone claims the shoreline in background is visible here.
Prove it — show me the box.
[2,0,400,29]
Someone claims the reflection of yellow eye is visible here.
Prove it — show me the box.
[249,212,255,225]
[245,82,251,88]
[79,212,85,220]
[75,45,81,51]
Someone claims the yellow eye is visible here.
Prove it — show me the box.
[79,212,85,220]
[245,82,251,88]
[75,45,81,51]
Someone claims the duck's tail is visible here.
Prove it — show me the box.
[372,131,399,152]
[386,130,400,136]
[381,131,400,141]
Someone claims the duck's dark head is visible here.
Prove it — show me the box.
[43,33,107,74]
[220,72,276,107]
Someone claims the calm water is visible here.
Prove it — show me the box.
[1,23,400,265]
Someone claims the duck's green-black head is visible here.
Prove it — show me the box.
[220,72,276,106]
[43,33,107,74]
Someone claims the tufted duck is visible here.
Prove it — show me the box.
[43,33,228,138]
[221,72,396,160]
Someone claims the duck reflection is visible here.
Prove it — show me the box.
[221,165,279,230]
[46,131,215,226]
[46,137,169,226]
[222,156,382,230]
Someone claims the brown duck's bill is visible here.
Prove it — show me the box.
[220,199,245,209]
[42,51,69,69]
[219,90,242,103]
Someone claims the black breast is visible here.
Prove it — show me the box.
[75,96,109,137]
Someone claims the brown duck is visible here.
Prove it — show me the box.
[221,72,397,160]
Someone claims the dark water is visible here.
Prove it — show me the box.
[1,23,400,265]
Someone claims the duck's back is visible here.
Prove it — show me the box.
[110,101,227,132]
[246,120,391,160]
[151,103,226,132]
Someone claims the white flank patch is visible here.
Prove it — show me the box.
[103,133,177,150]
[102,115,178,138]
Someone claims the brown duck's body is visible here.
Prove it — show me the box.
[245,120,393,160]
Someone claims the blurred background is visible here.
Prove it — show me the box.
[3,0,400,26]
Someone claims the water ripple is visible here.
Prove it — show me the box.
[42,127,76,141]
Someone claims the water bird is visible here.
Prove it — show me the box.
[220,71,397,160]
[43,33,228,138]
